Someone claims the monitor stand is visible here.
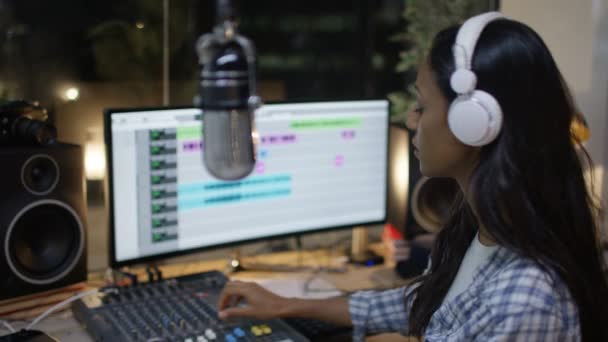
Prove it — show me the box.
[226,235,347,274]
[348,227,384,266]
[226,246,311,274]
[226,249,246,273]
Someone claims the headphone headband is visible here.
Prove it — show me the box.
[454,12,505,71]
[451,12,505,94]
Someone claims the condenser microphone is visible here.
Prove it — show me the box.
[196,0,260,180]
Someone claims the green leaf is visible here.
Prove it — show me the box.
[388,0,492,116]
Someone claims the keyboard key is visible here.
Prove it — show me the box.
[205,328,217,340]
[233,328,245,338]
[250,326,263,337]
[260,324,272,335]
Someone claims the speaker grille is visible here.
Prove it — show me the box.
[5,199,84,285]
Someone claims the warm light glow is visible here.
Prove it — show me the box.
[65,87,79,101]
[85,143,105,180]
[230,260,240,268]
[393,152,408,196]
[136,21,145,29]
[251,130,259,144]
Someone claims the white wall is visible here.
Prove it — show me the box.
[501,0,608,237]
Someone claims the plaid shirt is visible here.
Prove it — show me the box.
[349,247,580,341]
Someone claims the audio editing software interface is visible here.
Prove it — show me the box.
[109,101,388,263]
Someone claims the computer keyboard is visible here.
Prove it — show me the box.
[72,270,310,342]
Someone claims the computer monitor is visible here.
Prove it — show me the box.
[106,100,389,267]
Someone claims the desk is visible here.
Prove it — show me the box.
[1,247,415,342]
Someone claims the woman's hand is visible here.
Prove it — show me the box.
[217,280,288,320]
[218,280,353,326]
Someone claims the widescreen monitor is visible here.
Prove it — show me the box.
[106,100,389,266]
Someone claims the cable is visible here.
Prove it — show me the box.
[146,266,157,283]
[295,235,303,267]
[1,320,15,333]
[26,289,100,330]
[301,266,349,295]
[114,269,138,286]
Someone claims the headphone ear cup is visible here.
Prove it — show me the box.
[448,90,503,146]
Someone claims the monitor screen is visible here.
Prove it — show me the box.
[107,100,389,266]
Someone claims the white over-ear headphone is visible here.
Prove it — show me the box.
[448,12,505,146]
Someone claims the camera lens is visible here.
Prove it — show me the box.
[34,123,57,146]
[14,117,57,146]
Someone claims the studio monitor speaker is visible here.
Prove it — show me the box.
[387,123,459,238]
[0,143,87,301]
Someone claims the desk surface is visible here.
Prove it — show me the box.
[1,247,414,342]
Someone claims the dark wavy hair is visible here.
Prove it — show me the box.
[405,19,608,340]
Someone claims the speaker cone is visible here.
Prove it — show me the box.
[411,177,459,233]
[21,154,59,195]
[5,200,84,285]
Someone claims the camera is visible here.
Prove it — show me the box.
[0,100,57,146]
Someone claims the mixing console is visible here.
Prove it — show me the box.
[72,271,309,342]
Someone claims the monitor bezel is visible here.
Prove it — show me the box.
[105,99,390,268]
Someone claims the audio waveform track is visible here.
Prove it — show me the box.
[290,117,361,130]
[334,155,345,167]
[260,134,296,144]
[180,174,291,192]
[182,140,203,152]
[255,161,266,174]
[176,126,202,140]
[179,189,291,210]
[178,174,292,210]
[341,130,356,139]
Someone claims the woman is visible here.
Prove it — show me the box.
[217,12,608,340]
